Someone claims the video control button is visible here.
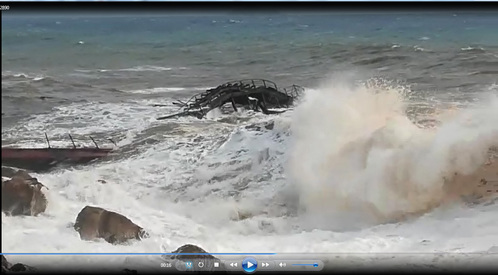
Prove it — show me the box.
[259,261,275,270]
[224,260,240,271]
[194,259,214,271]
[242,257,258,273]
[174,260,191,271]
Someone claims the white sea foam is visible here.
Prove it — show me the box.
[288,73,498,231]
[461,46,485,51]
[1,100,175,147]
[1,71,46,81]
[106,66,188,73]
[75,66,188,74]
[2,76,498,270]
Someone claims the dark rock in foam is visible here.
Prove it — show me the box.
[74,206,149,244]
[1,172,48,216]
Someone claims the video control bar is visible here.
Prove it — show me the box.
[171,257,324,272]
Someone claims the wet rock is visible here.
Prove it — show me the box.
[9,263,37,272]
[166,244,225,273]
[122,268,138,274]
[11,170,34,181]
[1,167,27,179]
[168,244,218,261]
[264,121,275,130]
[244,121,275,132]
[2,256,10,273]
[2,256,37,273]
[244,124,261,131]
[74,206,148,244]
[2,174,48,216]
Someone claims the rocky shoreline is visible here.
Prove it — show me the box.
[1,167,221,273]
[1,147,497,272]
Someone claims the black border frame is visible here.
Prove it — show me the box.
[1,1,498,14]
[2,1,498,274]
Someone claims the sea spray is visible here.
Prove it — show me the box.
[288,74,498,231]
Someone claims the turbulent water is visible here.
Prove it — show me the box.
[2,12,498,270]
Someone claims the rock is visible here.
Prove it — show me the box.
[244,124,261,131]
[264,121,275,130]
[9,263,36,272]
[2,256,37,273]
[2,167,21,178]
[74,206,148,244]
[165,244,224,272]
[244,121,275,132]
[2,255,11,272]
[122,268,138,274]
[163,244,227,274]
[2,175,48,216]
[73,206,105,241]
[11,170,33,181]
[1,167,36,181]
[168,244,218,261]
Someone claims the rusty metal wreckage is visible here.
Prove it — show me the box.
[1,134,116,172]
[156,79,304,120]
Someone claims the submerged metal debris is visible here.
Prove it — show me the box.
[157,79,304,120]
[1,134,116,172]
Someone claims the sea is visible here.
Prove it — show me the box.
[2,11,498,271]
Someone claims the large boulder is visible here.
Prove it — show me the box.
[1,172,48,216]
[74,206,148,244]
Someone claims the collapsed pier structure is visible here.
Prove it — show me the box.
[1,134,116,172]
[157,79,304,120]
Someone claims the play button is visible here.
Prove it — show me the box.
[242,257,258,273]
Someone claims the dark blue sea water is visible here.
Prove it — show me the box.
[3,12,498,86]
[2,11,498,137]
[2,11,497,131]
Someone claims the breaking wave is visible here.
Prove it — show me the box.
[288,73,498,231]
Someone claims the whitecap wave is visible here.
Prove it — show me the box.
[288,72,498,231]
